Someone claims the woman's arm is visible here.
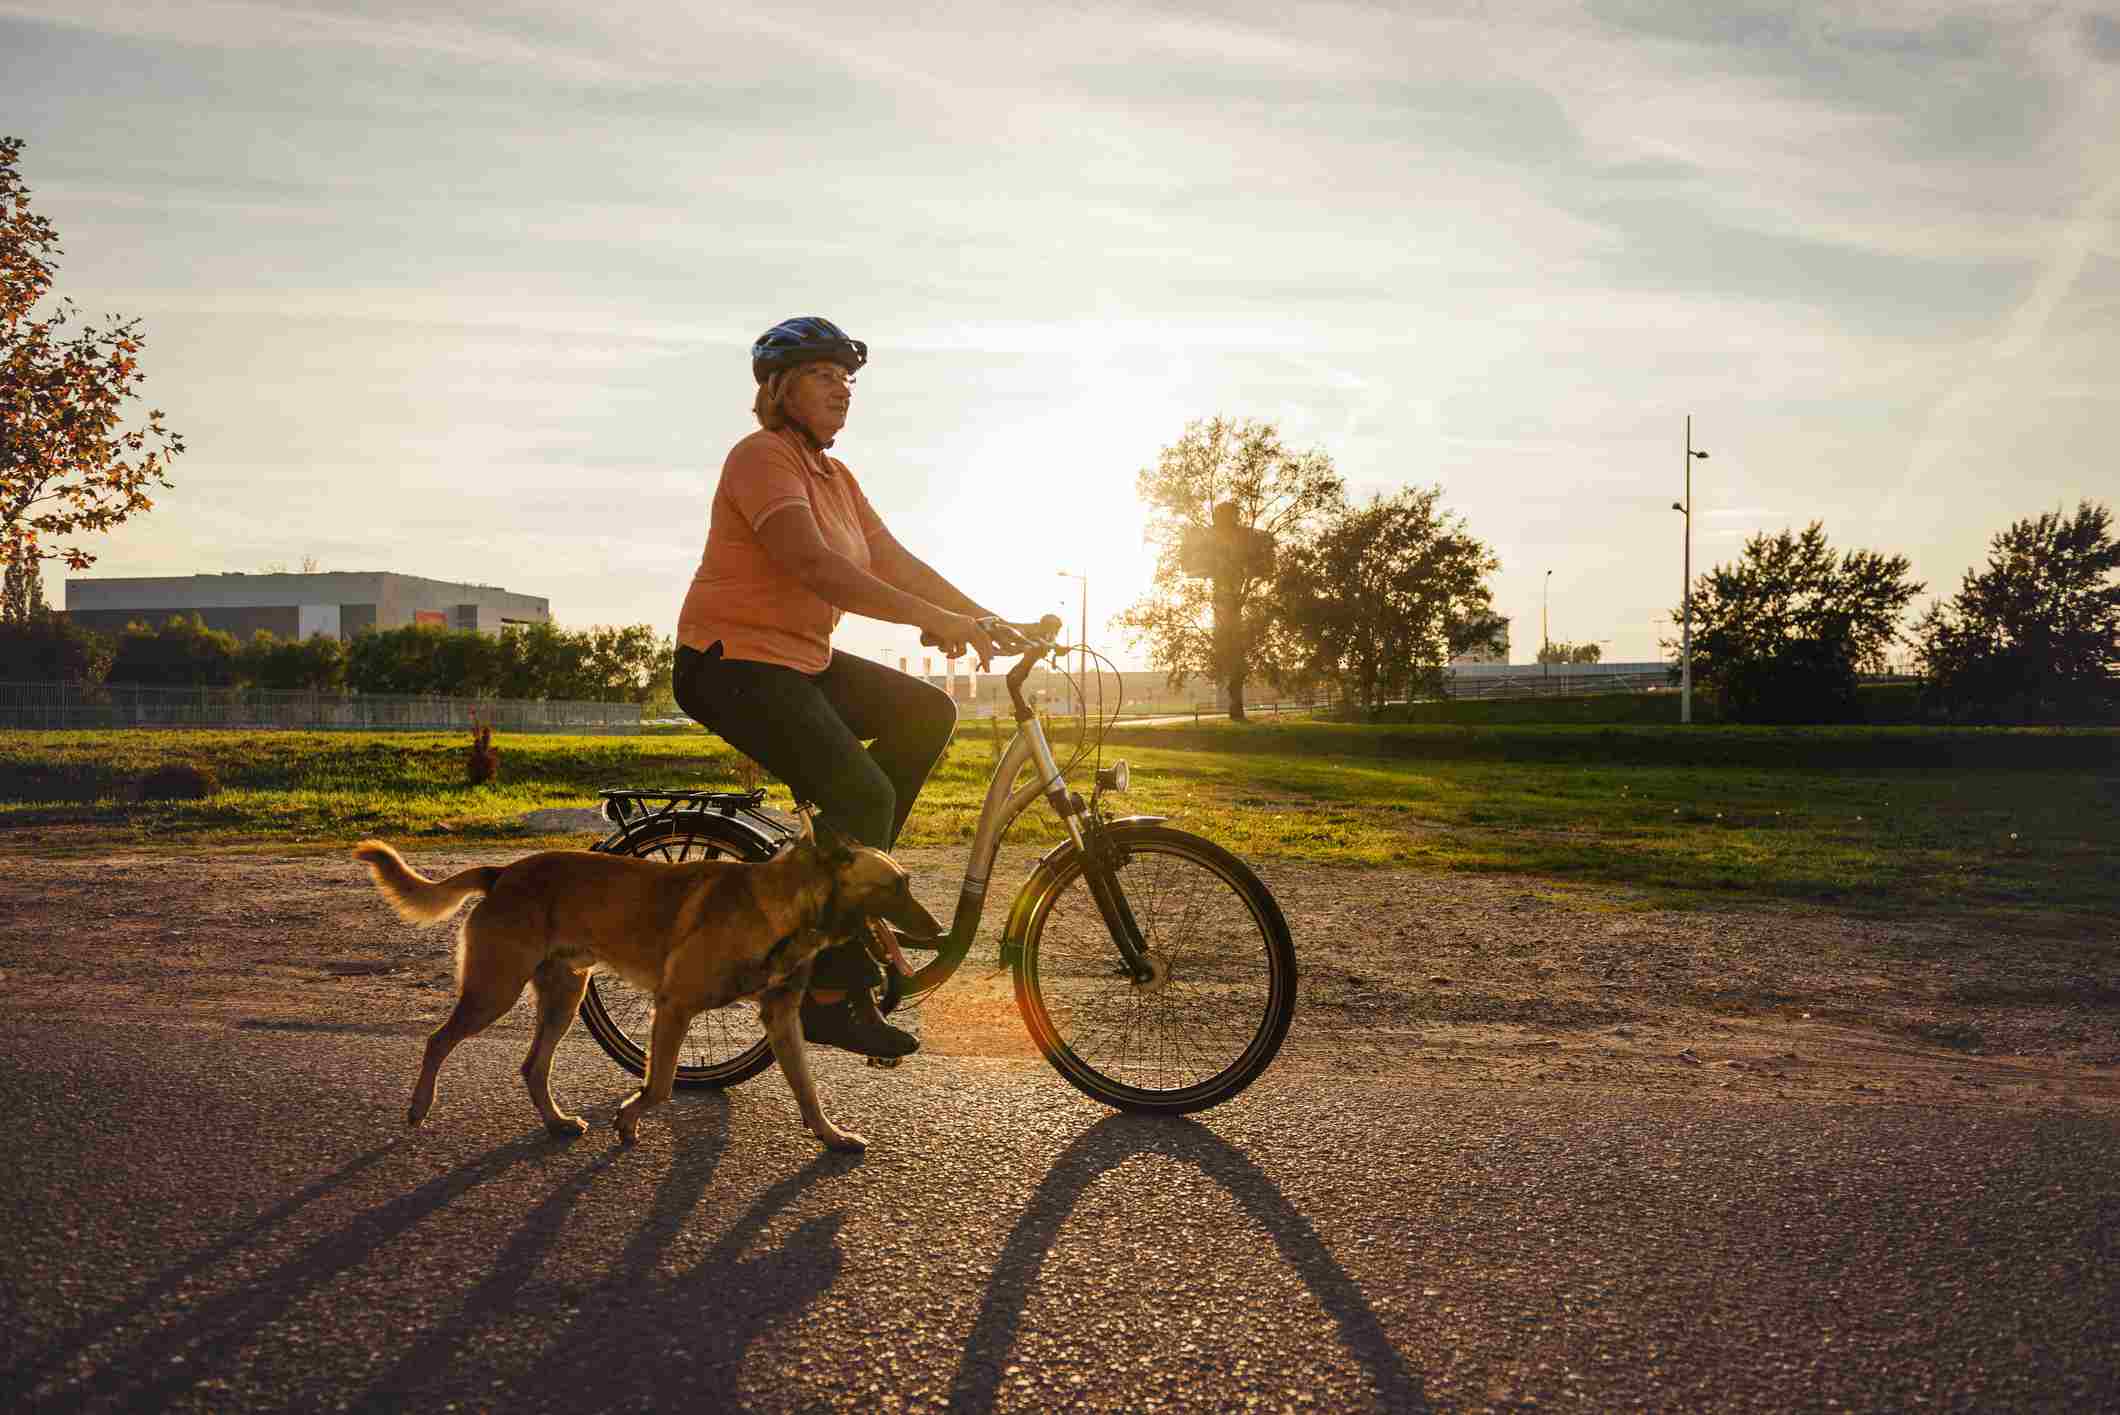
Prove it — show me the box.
[757,505,996,660]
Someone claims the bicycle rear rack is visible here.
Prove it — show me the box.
[595,786,793,838]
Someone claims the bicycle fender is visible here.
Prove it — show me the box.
[998,815,1169,962]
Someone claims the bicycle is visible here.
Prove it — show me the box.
[575,616,1295,1114]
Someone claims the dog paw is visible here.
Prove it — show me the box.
[819,1128,869,1152]
[613,1114,639,1146]
[547,1115,589,1139]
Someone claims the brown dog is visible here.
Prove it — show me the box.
[352,824,941,1150]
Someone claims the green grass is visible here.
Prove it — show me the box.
[1372,682,1945,726]
[2,722,2114,927]
[1376,691,1702,726]
[1111,718,2115,768]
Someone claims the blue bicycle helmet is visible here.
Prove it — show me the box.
[751,316,868,384]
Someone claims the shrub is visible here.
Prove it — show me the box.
[240,630,347,691]
[0,614,113,683]
[1719,637,1861,725]
[466,719,500,784]
[108,615,242,687]
[137,762,219,800]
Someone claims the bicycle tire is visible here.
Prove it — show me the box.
[1012,823,1295,1114]
[578,814,779,1090]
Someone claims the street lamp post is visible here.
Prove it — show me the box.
[1057,570,1087,729]
[1671,415,1710,724]
[1541,569,1553,680]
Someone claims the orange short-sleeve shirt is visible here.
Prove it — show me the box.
[676,426,887,673]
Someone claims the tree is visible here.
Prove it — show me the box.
[1536,640,1603,665]
[582,623,675,703]
[2,533,47,621]
[1277,486,1503,711]
[338,621,677,700]
[239,630,347,692]
[346,623,460,695]
[497,620,593,701]
[1915,500,2118,721]
[1116,417,1345,720]
[107,616,242,687]
[1668,522,1922,723]
[1,137,184,575]
[0,614,109,683]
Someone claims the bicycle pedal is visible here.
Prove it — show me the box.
[865,1055,904,1069]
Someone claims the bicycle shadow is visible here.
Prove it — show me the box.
[1,1137,400,1400]
[11,1131,561,1411]
[1,1138,401,1401]
[351,1131,644,1408]
[949,1112,1429,1411]
[493,1140,858,1410]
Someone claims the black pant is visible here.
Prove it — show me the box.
[672,642,957,989]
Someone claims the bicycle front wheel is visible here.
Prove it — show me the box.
[579,814,778,1090]
[1013,823,1295,1114]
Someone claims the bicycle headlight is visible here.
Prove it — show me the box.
[1096,760,1130,794]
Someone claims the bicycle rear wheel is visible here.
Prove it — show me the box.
[1012,823,1294,1114]
[578,814,779,1090]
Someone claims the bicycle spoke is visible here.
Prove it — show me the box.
[579,821,775,1087]
[1025,837,1282,1102]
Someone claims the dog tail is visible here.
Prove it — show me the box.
[353,840,501,926]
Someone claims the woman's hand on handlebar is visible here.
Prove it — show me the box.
[919,611,1001,669]
[976,617,1036,655]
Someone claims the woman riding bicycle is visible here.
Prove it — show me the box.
[672,315,1007,1059]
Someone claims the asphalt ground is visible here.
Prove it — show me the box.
[3,1014,2115,1413]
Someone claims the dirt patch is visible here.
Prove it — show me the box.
[0,833,2113,1111]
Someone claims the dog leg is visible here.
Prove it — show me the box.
[613,995,693,1146]
[410,975,531,1129]
[761,987,867,1152]
[522,960,592,1138]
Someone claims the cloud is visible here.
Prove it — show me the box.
[12,0,2115,660]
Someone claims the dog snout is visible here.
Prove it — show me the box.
[880,878,945,941]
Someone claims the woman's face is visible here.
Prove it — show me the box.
[784,361,853,442]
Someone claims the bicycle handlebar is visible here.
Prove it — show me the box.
[917,615,1064,657]
[914,613,1067,722]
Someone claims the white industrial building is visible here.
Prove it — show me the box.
[64,571,550,641]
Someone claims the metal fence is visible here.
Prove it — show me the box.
[0,681,644,733]
[1441,669,1673,701]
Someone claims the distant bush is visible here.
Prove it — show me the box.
[1719,637,1862,725]
[344,621,673,702]
[0,615,113,684]
[137,762,219,800]
[109,616,242,688]
[239,630,346,691]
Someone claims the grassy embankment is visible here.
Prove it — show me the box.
[1,721,2113,927]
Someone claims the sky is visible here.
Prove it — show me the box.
[5,0,2117,670]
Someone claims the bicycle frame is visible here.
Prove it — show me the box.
[902,712,1077,997]
[598,627,1154,1002]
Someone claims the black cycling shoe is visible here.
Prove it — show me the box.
[800,994,919,1059]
